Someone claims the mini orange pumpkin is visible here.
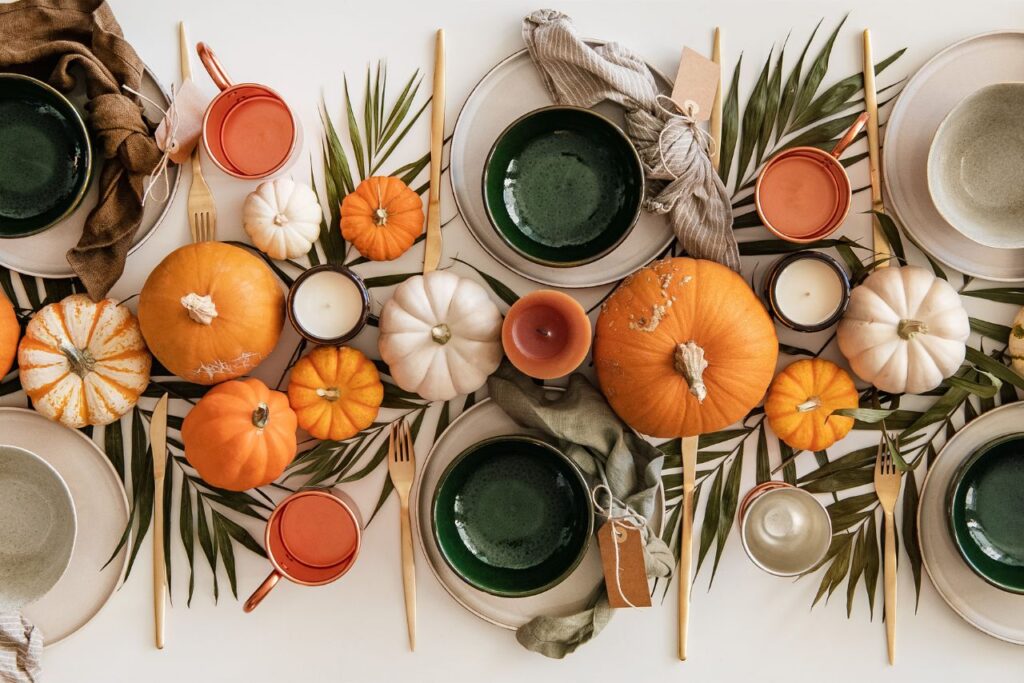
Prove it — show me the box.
[287,346,383,441]
[594,258,778,438]
[340,176,424,261]
[0,292,18,377]
[182,378,298,491]
[764,359,858,452]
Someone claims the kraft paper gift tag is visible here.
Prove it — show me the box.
[670,46,720,120]
[597,519,651,608]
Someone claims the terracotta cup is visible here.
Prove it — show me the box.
[754,112,869,242]
[197,42,300,179]
[243,489,362,612]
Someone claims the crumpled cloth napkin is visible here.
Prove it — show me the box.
[523,9,739,271]
[0,0,164,300]
[0,613,42,683]
[488,364,673,659]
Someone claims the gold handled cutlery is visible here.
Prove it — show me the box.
[678,435,698,660]
[151,393,169,649]
[863,29,888,268]
[388,419,417,650]
[422,29,445,274]
[874,439,903,665]
[179,21,216,243]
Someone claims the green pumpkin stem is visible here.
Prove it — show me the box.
[897,318,928,339]
[252,402,270,429]
[430,323,451,345]
[673,340,708,403]
[61,344,96,378]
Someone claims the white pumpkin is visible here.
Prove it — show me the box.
[837,265,969,394]
[378,271,503,401]
[17,295,152,428]
[243,177,322,260]
[1008,308,1024,376]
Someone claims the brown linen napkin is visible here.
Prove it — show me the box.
[0,0,163,299]
[0,613,42,683]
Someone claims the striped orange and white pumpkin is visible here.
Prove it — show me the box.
[18,295,152,428]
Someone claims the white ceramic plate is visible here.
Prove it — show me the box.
[918,401,1024,644]
[0,67,181,278]
[0,408,129,646]
[450,45,674,289]
[883,30,1024,282]
[413,392,665,629]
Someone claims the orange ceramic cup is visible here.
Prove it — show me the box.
[243,489,362,612]
[754,112,869,243]
[198,42,300,179]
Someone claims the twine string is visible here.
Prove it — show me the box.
[122,84,176,206]
[591,483,649,609]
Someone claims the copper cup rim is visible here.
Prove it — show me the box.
[263,489,362,587]
[754,147,853,244]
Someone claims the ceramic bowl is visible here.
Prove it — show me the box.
[0,444,77,612]
[948,433,1024,593]
[739,483,831,577]
[0,74,92,238]
[927,82,1024,249]
[482,106,644,267]
[432,435,593,597]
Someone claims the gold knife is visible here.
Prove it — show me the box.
[678,434,698,660]
[863,29,889,268]
[422,29,445,274]
[710,27,723,171]
[151,393,169,650]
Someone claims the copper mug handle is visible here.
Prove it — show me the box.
[243,570,281,612]
[829,112,869,159]
[196,42,234,91]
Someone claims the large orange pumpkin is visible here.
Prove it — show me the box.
[765,359,857,452]
[137,242,284,385]
[0,292,18,377]
[182,378,297,491]
[594,258,778,437]
[340,176,424,261]
[287,346,383,441]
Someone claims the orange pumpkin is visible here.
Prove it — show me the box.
[594,258,778,438]
[182,378,297,491]
[340,176,424,261]
[287,346,383,440]
[0,292,18,377]
[138,242,284,385]
[765,359,857,452]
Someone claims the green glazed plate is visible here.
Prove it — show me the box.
[0,74,92,238]
[949,433,1024,593]
[483,105,643,267]
[432,435,593,597]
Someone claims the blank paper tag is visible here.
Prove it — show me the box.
[597,520,651,608]
[670,47,720,121]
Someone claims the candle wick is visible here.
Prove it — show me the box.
[536,327,553,338]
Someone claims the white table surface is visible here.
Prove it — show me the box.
[23,0,1024,679]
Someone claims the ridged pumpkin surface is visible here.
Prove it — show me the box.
[764,358,857,451]
[287,346,383,441]
[340,176,424,261]
[594,258,778,438]
[0,292,18,377]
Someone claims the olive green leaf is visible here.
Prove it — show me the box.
[718,54,742,185]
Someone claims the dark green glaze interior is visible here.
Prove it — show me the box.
[0,74,92,238]
[483,106,643,267]
[949,433,1024,593]
[432,436,593,597]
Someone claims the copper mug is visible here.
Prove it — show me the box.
[197,42,301,179]
[754,112,869,243]
[243,488,363,612]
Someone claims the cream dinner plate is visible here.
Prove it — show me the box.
[0,408,130,646]
[412,391,665,630]
[450,44,674,289]
[0,66,181,278]
[919,401,1024,644]
[883,30,1024,282]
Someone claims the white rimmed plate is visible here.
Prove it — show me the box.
[918,401,1024,644]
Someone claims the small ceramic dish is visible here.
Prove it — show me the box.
[432,435,593,597]
[739,482,831,577]
[0,444,77,612]
[482,105,644,267]
[928,82,1024,249]
[0,74,92,239]
[948,433,1024,593]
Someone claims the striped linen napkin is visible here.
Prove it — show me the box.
[0,613,42,682]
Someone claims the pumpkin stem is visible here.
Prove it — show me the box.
[273,213,288,226]
[61,344,96,377]
[673,341,708,403]
[252,402,270,429]
[316,387,341,402]
[796,396,821,413]
[181,293,218,325]
[431,323,451,345]
[897,319,928,339]
[373,208,389,226]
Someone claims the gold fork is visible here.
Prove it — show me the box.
[874,439,902,665]
[179,22,216,243]
[388,419,416,651]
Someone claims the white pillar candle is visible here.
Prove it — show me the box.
[774,257,844,327]
[291,270,366,340]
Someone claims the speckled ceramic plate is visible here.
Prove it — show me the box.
[413,390,664,629]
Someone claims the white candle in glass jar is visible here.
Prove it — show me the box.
[290,269,366,341]
[773,257,844,327]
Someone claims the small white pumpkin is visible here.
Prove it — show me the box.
[1008,308,1024,375]
[243,177,322,260]
[838,265,969,394]
[378,271,503,401]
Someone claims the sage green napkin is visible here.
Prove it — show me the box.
[487,364,673,658]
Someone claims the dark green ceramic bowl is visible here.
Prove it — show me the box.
[948,433,1024,593]
[0,74,92,238]
[432,435,593,597]
[483,106,644,268]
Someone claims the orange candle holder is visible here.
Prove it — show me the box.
[502,290,592,380]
